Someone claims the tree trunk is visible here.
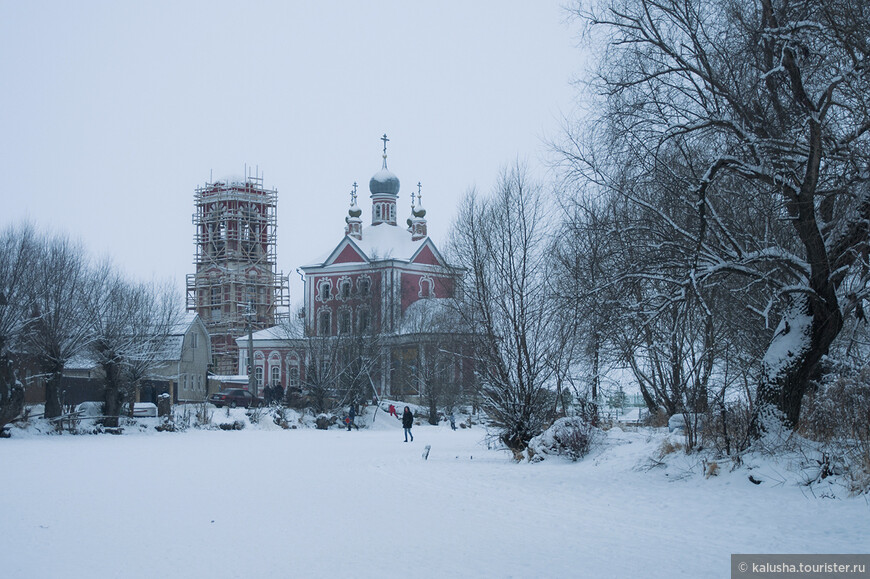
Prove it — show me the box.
[102,360,123,428]
[753,293,842,434]
[0,352,24,430]
[44,369,64,419]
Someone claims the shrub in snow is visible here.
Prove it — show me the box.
[315,413,337,430]
[657,439,684,458]
[527,417,598,462]
[247,406,265,424]
[705,461,720,478]
[155,418,178,432]
[645,410,669,429]
[194,402,212,427]
[800,360,870,494]
[699,401,753,457]
[271,406,292,429]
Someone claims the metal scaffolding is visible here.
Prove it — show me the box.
[186,174,290,375]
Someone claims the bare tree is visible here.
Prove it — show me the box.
[121,282,183,415]
[399,298,469,424]
[552,196,623,419]
[448,164,563,451]
[23,233,92,419]
[85,262,180,426]
[561,0,870,436]
[0,224,39,430]
[274,303,381,414]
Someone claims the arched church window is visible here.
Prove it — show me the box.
[358,308,370,333]
[320,280,331,302]
[318,309,332,336]
[419,277,434,298]
[358,277,371,297]
[271,366,280,387]
[338,309,351,334]
[287,353,300,389]
[288,363,299,389]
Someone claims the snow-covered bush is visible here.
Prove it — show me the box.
[194,402,212,427]
[271,406,291,429]
[315,413,337,430]
[527,417,598,462]
[800,363,870,494]
[246,405,265,424]
[699,401,753,457]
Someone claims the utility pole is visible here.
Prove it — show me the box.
[245,302,256,397]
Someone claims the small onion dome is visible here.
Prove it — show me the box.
[412,205,426,218]
[348,203,362,219]
[407,217,413,227]
[369,168,400,196]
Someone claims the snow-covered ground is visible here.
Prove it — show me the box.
[1,410,867,579]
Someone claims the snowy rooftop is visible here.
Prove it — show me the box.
[167,312,199,336]
[151,312,202,361]
[234,324,301,346]
[304,223,427,268]
[355,224,426,260]
[63,314,201,368]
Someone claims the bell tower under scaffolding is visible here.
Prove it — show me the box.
[186,171,290,376]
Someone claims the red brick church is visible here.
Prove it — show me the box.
[237,137,473,403]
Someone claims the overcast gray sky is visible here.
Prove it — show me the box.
[1,1,584,306]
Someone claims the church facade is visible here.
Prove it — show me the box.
[237,139,473,403]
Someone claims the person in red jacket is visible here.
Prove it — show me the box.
[388,404,398,419]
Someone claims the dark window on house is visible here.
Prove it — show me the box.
[340,280,351,300]
[319,309,331,336]
[421,278,434,298]
[339,310,351,334]
[358,277,371,297]
[320,281,331,302]
[358,308,370,333]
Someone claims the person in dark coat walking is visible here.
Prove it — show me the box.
[347,404,356,431]
[402,406,414,442]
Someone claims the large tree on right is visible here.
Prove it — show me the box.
[563,0,870,435]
